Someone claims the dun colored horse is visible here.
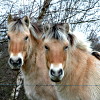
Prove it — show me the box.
[43,23,100,100]
[7,15,58,100]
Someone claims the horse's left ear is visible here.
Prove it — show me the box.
[22,16,30,27]
[64,23,70,33]
[57,23,70,33]
[32,23,43,36]
[43,23,51,34]
[7,14,13,24]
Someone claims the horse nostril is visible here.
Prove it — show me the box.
[50,69,55,76]
[9,58,22,67]
[9,58,14,65]
[58,69,63,76]
[17,58,22,65]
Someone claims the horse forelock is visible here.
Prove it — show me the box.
[44,24,68,42]
[8,18,29,34]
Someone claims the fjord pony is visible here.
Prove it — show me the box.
[7,15,58,100]
[43,23,100,100]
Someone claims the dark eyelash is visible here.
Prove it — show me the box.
[7,36,10,40]
[24,36,28,40]
[64,46,68,50]
[45,45,49,50]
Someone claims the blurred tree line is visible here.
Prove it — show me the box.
[0,0,100,51]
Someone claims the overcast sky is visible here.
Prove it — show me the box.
[0,0,100,38]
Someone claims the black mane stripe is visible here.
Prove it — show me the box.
[13,19,23,31]
[52,24,61,40]
[43,23,75,46]
[46,24,66,40]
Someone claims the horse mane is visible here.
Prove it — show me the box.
[43,23,92,52]
[70,30,92,52]
[43,23,68,41]
[71,33,92,52]
[7,17,28,33]
[7,16,40,39]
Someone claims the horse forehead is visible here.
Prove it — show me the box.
[50,45,64,55]
[8,32,29,38]
[8,29,30,35]
[49,40,67,48]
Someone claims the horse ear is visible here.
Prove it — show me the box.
[57,23,70,33]
[32,23,43,37]
[43,23,51,33]
[64,23,70,33]
[22,16,30,27]
[7,14,13,24]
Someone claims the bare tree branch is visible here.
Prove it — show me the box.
[37,0,52,22]
[70,19,100,24]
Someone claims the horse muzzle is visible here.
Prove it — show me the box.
[49,67,64,82]
[8,57,22,70]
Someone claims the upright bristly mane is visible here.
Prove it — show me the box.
[43,23,92,52]
[43,23,68,41]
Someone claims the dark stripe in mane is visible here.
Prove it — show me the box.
[92,52,100,60]
[9,17,24,32]
[13,17,22,24]
[52,24,60,40]
[49,24,65,40]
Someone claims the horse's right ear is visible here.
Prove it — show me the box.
[22,16,30,27]
[7,14,13,24]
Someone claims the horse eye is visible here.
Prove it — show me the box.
[45,45,49,50]
[64,46,68,50]
[7,36,10,41]
[24,36,28,41]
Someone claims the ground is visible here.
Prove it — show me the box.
[0,42,28,100]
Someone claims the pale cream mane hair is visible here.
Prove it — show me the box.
[71,32,92,52]
[7,16,30,33]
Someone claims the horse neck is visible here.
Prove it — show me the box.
[59,48,96,85]
[22,37,48,79]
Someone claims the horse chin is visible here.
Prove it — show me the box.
[10,65,21,71]
[50,78,61,82]
[11,68,20,71]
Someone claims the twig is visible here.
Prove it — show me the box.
[37,0,52,22]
